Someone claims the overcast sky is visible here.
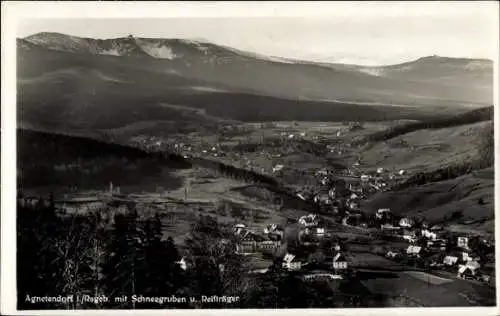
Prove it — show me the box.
[15,2,498,66]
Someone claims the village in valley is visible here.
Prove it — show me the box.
[19,119,495,306]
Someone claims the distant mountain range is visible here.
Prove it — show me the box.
[17,32,494,137]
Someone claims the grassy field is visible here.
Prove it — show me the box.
[365,167,494,235]
[358,121,492,172]
[361,270,496,307]
[346,251,405,270]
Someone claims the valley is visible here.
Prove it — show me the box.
[15,32,495,309]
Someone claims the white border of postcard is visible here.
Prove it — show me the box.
[2,1,500,315]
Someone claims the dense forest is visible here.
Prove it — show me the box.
[17,129,190,166]
[17,129,191,190]
[192,157,279,187]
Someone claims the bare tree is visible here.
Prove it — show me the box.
[184,215,253,305]
[51,209,107,308]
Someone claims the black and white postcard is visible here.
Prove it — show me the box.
[1,1,499,315]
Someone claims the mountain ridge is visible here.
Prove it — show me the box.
[21,32,493,68]
[17,31,494,137]
[18,32,494,105]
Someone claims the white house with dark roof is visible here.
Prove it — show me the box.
[272,164,284,173]
[235,228,258,254]
[421,229,438,241]
[399,218,415,228]
[457,236,470,250]
[406,245,423,257]
[314,227,326,237]
[299,214,319,227]
[403,234,418,243]
[376,208,391,219]
[332,253,348,271]
[176,257,188,271]
[282,253,305,271]
[264,224,284,240]
[457,261,481,279]
[443,256,459,266]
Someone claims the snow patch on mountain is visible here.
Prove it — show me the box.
[139,43,177,60]
[25,32,90,53]
[464,61,491,71]
[178,39,210,55]
[357,67,386,77]
[100,48,121,56]
[180,39,207,48]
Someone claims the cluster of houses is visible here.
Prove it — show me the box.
[130,135,170,152]
[131,130,311,175]
[375,209,495,282]
[287,193,496,285]
[233,212,351,279]
[279,131,307,140]
[355,167,407,192]
[131,135,233,161]
[233,223,283,255]
[281,251,349,279]
[233,215,328,256]
[293,166,410,218]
